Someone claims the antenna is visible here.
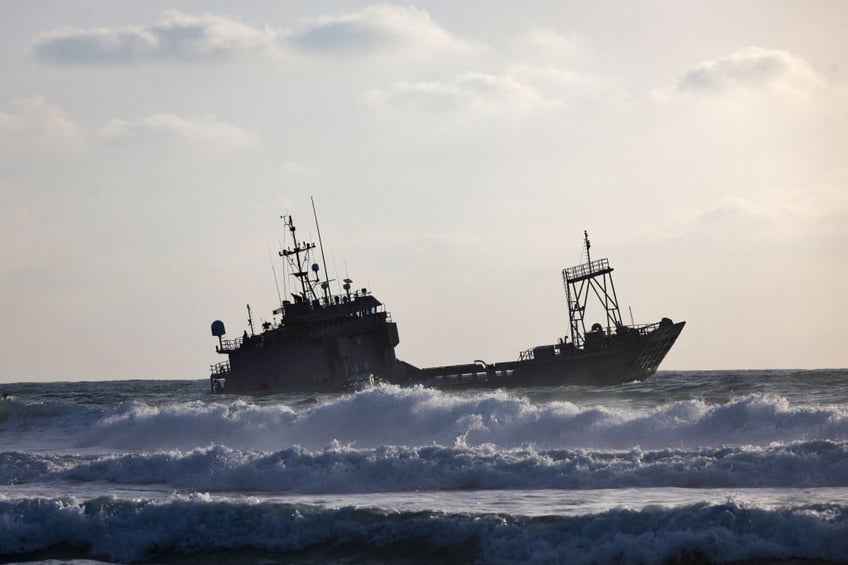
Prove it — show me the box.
[268,243,282,307]
[279,214,288,301]
[246,304,255,336]
[279,215,316,301]
[333,259,343,296]
[342,259,353,299]
[311,196,331,301]
[279,240,288,299]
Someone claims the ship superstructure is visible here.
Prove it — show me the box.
[210,211,406,393]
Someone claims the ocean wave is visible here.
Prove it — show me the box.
[4,440,848,493]
[1,495,846,563]
[5,386,848,452]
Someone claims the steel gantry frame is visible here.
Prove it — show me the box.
[562,232,623,348]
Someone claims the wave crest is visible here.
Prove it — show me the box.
[1,496,846,563]
[6,386,848,452]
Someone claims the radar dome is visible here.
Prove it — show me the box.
[211,320,226,337]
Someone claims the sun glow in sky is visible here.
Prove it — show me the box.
[2,1,846,381]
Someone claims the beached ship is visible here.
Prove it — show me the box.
[209,211,684,393]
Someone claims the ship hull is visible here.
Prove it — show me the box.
[407,320,685,390]
[212,320,684,394]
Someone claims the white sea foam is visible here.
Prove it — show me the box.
[5,386,847,453]
[4,373,848,563]
[4,440,848,493]
[0,495,846,563]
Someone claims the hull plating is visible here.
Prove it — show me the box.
[212,321,685,393]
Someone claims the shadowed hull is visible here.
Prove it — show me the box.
[213,321,685,393]
[408,321,685,390]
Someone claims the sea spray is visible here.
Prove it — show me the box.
[4,440,848,493]
[1,496,847,563]
[3,371,848,563]
[6,385,846,453]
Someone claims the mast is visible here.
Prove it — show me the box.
[311,196,332,302]
[279,215,317,302]
[562,231,623,348]
[268,244,282,308]
[246,304,255,336]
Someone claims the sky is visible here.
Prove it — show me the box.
[1,1,846,381]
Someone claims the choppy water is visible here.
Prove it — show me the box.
[2,369,848,563]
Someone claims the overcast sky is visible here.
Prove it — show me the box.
[2,1,846,381]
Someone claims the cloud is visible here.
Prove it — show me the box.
[676,46,824,95]
[288,4,471,57]
[100,113,256,150]
[680,176,848,243]
[0,95,81,149]
[505,64,598,94]
[367,73,555,115]
[510,28,581,63]
[696,194,777,223]
[32,10,280,64]
[32,6,469,65]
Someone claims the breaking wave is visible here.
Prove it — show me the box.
[3,385,847,453]
[3,440,848,493]
[1,495,847,564]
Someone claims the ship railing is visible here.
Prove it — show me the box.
[210,360,231,376]
[313,289,373,308]
[584,321,663,338]
[563,258,611,282]
[218,337,244,352]
[628,322,661,335]
[518,321,664,361]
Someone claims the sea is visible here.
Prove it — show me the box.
[2,369,848,564]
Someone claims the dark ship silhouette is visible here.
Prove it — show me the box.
[209,209,684,394]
